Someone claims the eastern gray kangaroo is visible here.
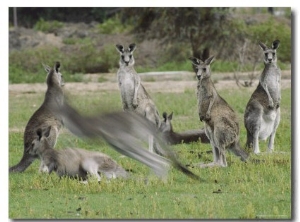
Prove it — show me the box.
[27,126,129,182]
[9,62,64,173]
[51,100,203,181]
[244,40,281,154]
[115,43,161,153]
[189,56,248,167]
[160,112,210,145]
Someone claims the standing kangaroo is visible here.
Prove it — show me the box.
[189,56,248,167]
[160,112,210,145]
[9,62,64,173]
[244,40,281,154]
[26,126,129,182]
[116,43,161,153]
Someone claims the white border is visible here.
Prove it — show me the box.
[3,2,298,222]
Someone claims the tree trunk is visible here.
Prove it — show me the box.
[13,7,18,28]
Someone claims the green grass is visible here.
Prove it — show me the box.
[9,85,292,219]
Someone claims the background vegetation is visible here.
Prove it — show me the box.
[9,7,291,84]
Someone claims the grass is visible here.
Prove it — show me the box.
[9,83,292,219]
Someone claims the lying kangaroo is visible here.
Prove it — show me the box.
[50,99,203,181]
[189,56,248,167]
[27,126,129,182]
[9,62,64,173]
[116,43,161,153]
[160,112,210,145]
[244,40,281,154]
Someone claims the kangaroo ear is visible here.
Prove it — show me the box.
[168,112,173,120]
[116,44,124,53]
[189,57,202,65]
[272,40,280,50]
[129,43,136,52]
[44,126,51,138]
[55,61,60,73]
[162,112,167,121]
[36,128,43,141]
[42,63,51,73]
[205,56,214,65]
[259,41,268,50]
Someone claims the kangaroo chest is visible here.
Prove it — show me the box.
[197,79,215,113]
[260,67,281,102]
[118,70,137,106]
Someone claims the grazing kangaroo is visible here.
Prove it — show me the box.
[244,40,281,154]
[160,112,210,145]
[27,126,129,182]
[50,100,203,181]
[116,43,161,153]
[189,56,248,167]
[9,62,64,173]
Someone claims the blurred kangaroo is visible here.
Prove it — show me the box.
[189,56,248,167]
[116,43,161,153]
[244,40,281,154]
[50,99,203,181]
[27,126,129,182]
[160,112,210,145]
[9,62,64,173]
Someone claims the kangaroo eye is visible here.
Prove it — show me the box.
[121,55,124,60]
[202,68,206,72]
[129,55,132,59]
[272,53,275,56]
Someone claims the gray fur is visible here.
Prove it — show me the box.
[244,40,281,154]
[50,100,203,181]
[9,62,64,173]
[116,43,161,153]
[27,126,129,182]
[189,56,248,167]
[160,112,210,145]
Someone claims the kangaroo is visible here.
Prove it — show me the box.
[244,40,281,154]
[189,56,248,167]
[50,100,203,181]
[9,62,64,173]
[160,112,210,145]
[116,43,161,153]
[26,126,129,182]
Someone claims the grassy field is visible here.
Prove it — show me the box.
[8,82,292,219]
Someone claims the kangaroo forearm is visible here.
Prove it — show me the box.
[207,93,215,115]
[134,78,140,101]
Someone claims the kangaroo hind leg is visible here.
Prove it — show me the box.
[81,158,101,182]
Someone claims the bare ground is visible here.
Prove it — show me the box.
[9,70,291,94]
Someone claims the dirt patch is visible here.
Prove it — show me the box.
[9,71,291,95]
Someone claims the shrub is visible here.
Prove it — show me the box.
[97,15,132,34]
[34,18,64,33]
[245,17,291,62]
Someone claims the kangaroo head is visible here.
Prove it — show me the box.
[26,126,51,156]
[159,112,173,133]
[259,40,280,65]
[43,62,64,87]
[116,43,136,66]
[189,56,214,80]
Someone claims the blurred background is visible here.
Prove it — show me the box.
[8,7,291,84]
